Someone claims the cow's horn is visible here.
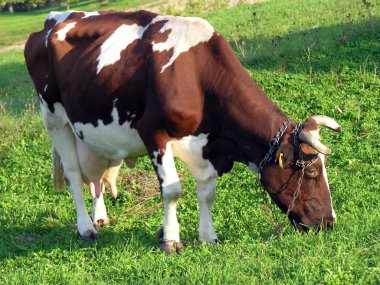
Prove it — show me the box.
[299,115,341,154]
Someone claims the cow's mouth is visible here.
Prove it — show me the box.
[290,218,334,232]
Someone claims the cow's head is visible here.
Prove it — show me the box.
[260,115,341,232]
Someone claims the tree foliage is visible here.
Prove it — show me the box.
[1,0,62,12]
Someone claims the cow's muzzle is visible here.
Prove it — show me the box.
[291,216,336,232]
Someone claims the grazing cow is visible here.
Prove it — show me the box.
[24,10,341,253]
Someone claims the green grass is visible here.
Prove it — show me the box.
[1,0,380,284]
[0,0,152,47]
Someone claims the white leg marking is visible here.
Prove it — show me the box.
[197,178,218,242]
[153,143,181,242]
[91,192,109,227]
[171,134,219,243]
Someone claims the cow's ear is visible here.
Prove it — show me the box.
[275,144,294,169]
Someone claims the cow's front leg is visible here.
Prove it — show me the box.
[48,125,98,241]
[152,141,184,253]
[197,177,219,243]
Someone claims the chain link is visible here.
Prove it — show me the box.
[258,119,293,177]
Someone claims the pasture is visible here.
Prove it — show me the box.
[0,0,379,283]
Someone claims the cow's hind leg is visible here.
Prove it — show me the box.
[41,102,98,241]
[49,126,98,241]
[151,141,184,253]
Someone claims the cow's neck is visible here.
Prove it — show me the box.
[225,81,288,164]
[205,52,289,165]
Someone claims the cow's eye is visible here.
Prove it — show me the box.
[305,168,318,177]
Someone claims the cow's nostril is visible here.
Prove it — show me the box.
[326,221,334,230]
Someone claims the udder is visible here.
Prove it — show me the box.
[76,138,123,198]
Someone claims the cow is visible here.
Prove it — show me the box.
[24,10,341,253]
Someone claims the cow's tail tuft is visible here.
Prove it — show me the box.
[52,146,65,190]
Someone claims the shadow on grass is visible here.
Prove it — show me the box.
[0,57,36,115]
[0,221,159,261]
[231,17,380,72]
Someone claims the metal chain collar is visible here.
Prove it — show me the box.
[258,119,293,178]
[257,119,318,241]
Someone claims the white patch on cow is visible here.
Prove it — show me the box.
[96,24,149,74]
[82,11,100,18]
[151,16,214,73]
[171,134,218,181]
[72,106,146,161]
[95,14,214,74]
[45,11,98,47]
[56,22,76,41]
[39,96,69,129]
[152,148,179,188]
[44,84,48,93]
[46,10,75,24]
[319,154,336,221]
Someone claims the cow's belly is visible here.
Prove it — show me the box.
[72,107,147,160]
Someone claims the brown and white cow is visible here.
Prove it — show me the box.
[24,10,341,253]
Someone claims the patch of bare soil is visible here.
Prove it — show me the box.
[119,170,161,216]
[118,168,187,216]
[0,42,25,53]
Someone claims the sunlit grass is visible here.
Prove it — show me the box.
[0,0,379,284]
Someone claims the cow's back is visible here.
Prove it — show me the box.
[25,10,218,160]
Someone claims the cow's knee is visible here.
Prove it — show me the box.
[162,181,181,201]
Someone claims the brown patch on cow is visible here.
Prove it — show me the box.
[143,19,171,44]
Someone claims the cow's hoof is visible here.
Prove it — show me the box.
[160,240,184,254]
[94,218,110,230]
[198,238,221,245]
[77,230,99,242]
[213,238,222,244]
[156,227,184,254]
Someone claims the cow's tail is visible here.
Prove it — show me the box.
[52,146,65,190]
